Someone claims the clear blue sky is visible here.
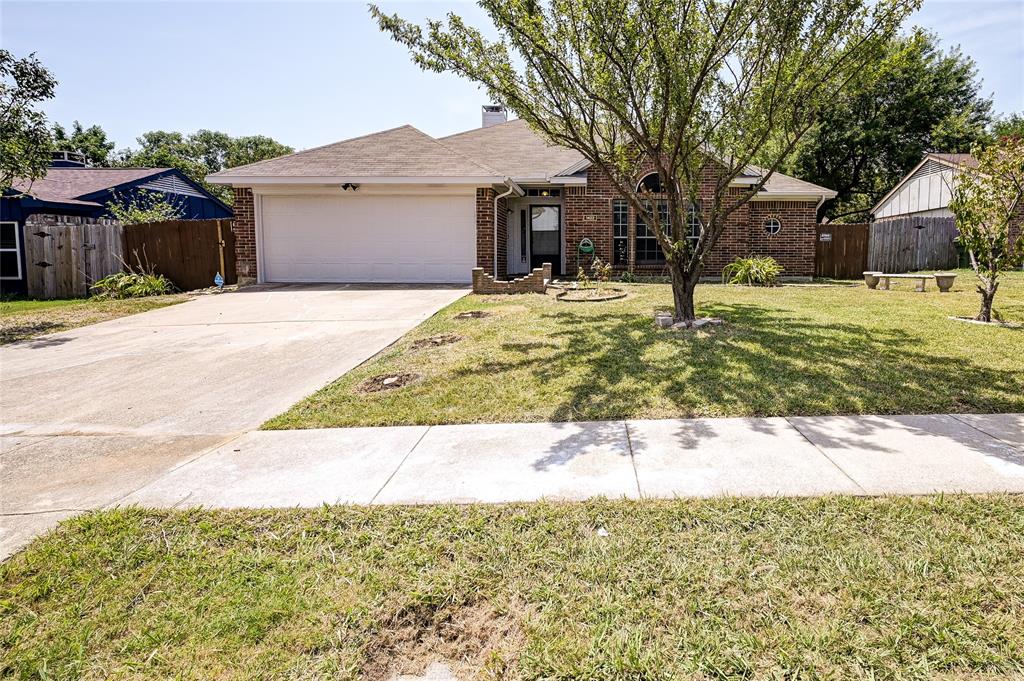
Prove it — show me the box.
[2,0,1022,153]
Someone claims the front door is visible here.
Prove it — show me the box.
[529,205,561,275]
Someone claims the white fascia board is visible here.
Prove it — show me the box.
[750,192,836,201]
[514,175,588,185]
[205,175,505,186]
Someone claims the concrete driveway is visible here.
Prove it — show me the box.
[0,284,467,556]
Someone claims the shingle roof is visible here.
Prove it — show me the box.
[927,153,979,168]
[205,118,836,197]
[757,171,837,197]
[439,119,586,180]
[208,125,501,179]
[12,168,171,203]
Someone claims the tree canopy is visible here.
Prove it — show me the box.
[782,30,993,222]
[115,129,294,204]
[52,120,117,167]
[1,50,57,191]
[373,0,919,321]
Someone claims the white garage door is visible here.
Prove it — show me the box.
[260,193,476,283]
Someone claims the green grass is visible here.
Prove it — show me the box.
[2,497,1022,679]
[0,295,188,344]
[267,270,1024,429]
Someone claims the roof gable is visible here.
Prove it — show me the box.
[208,125,501,180]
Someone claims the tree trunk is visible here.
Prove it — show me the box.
[669,260,698,322]
[976,280,998,323]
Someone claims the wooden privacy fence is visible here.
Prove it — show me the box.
[814,223,869,279]
[24,215,124,299]
[123,219,236,292]
[868,217,958,273]
[23,216,235,299]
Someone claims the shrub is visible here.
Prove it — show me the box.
[91,269,174,299]
[722,256,784,286]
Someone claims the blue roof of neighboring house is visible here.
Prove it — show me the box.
[7,166,233,219]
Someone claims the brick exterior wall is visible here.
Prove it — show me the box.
[232,187,256,281]
[552,164,818,279]
[472,264,551,294]
[476,188,509,278]
[747,200,819,277]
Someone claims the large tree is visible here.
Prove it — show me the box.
[949,138,1024,323]
[373,0,918,322]
[116,130,294,204]
[52,120,116,166]
[784,30,992,222]
[0,50,57,191]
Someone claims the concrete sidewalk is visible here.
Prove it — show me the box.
[3,413,1021,559]
[121,413,1023,508]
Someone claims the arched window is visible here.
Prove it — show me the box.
[636,172,663,193]
[763,217,781,236]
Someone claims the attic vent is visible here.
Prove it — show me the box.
[137,174,206,199]
[908,159,945,183]
[482,104,507,128]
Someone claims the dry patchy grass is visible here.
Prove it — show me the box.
[1,496,1022,679]
[267,271,1024,428]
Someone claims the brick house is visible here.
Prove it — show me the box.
[208,106,835,285]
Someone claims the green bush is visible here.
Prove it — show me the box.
[722,255,784,286]
[91,270,174,299]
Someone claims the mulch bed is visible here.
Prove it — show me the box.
[357,373,420,393]
[411,334,463,350]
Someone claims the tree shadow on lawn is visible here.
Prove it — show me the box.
[464,302,1024,472]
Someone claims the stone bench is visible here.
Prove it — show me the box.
[864,271,957,293]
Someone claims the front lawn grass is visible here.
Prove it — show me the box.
[0,295,188,344]
[2,496,1022,679]
[267,271,1024,428]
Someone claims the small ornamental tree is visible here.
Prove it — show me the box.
[1,50,57,191]
[949,138,1024,322]
[372,0,918,322]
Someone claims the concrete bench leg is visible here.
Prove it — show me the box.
[878,277,889,290]
[915,278,926,292]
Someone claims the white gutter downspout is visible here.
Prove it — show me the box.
[493,179,521,279]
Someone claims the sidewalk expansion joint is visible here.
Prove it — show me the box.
[948,414,1023,454]
[784,417,867,494]
[370,426,431,504]
[623,421,642,497]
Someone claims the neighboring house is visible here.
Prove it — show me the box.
[871,153,978,222]
[208,106,836,285]
[1,152,233,295]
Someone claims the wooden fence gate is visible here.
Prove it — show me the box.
[867,217,958,272]
[24,216,124,299]
[123,219,236,291]
[814,223,869,279]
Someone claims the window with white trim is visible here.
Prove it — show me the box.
[0,222,21,280]
[763,217,781,235]
[612,199,628,265]
[686,203,703,246]
[635,201,672,264]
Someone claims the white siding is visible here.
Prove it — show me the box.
[875,163,957,219]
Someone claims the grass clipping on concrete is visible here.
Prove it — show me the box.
[267,271,1024,429]
[0,295,188,344]
[2,496,1023,679]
